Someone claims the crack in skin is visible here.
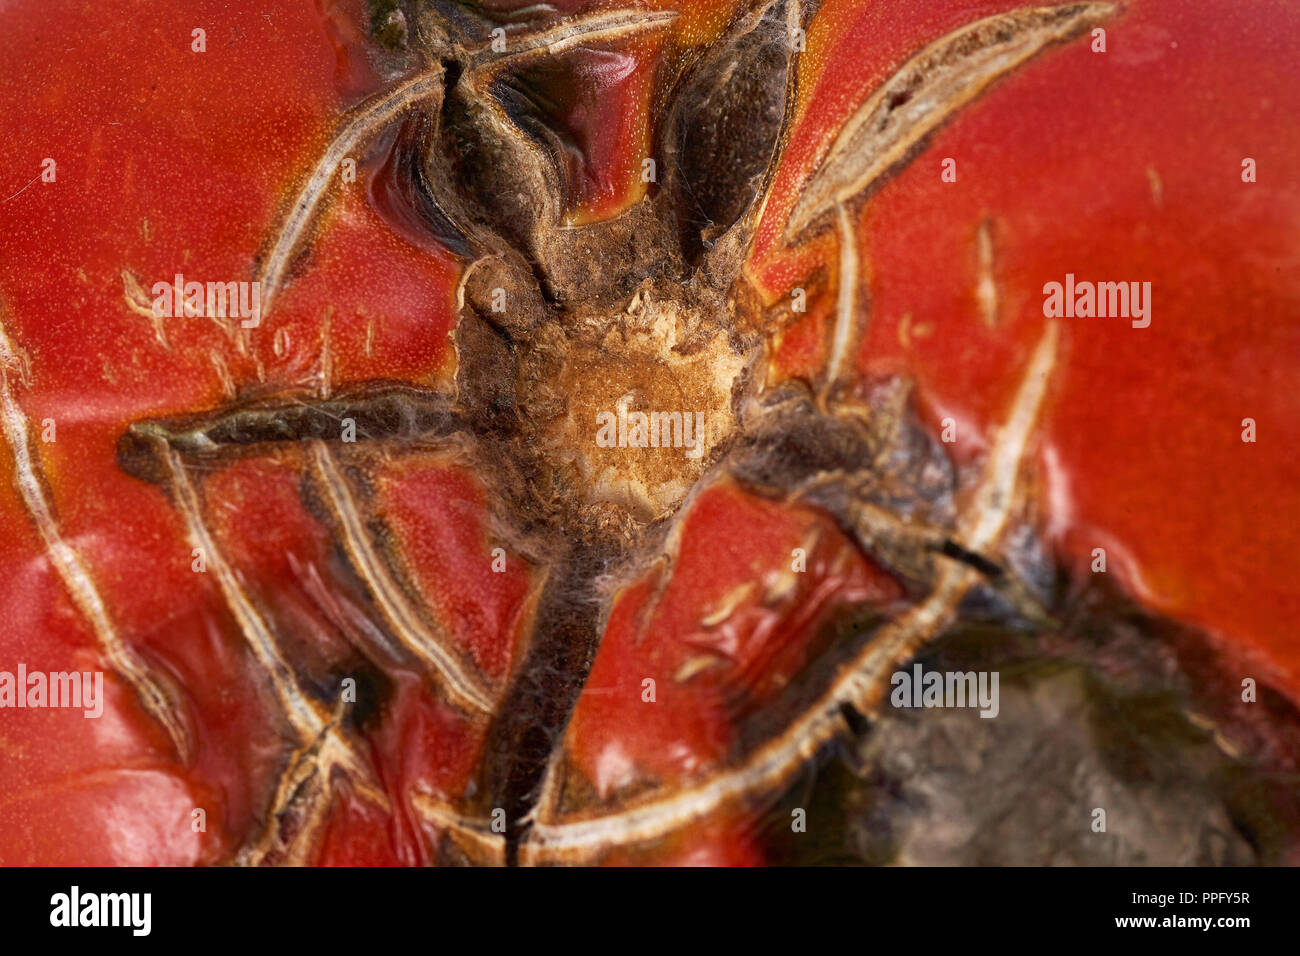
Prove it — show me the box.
[257,68,447,321]
[975,216,1000,327]
[0,305,193,764]
[410,791,505,864]
[308,441,497,714]
[155,441,390,865]
[462,7,680,73]
[114,2,1114,864]
[821,202,862,401]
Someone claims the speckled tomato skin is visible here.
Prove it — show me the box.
[0,0,1296,865]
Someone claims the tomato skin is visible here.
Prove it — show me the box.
[1,0,1297,866]
[0,0,468,865]
[755,0,1300,700]
[564,483,899,796]
[545,483,901,864]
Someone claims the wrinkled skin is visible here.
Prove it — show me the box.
[1,0,1298,866]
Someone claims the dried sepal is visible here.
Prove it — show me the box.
[784,2,1117,241]
[660,0,810,269]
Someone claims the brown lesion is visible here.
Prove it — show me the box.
[305,442,498,714]
[537,293,751,519]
